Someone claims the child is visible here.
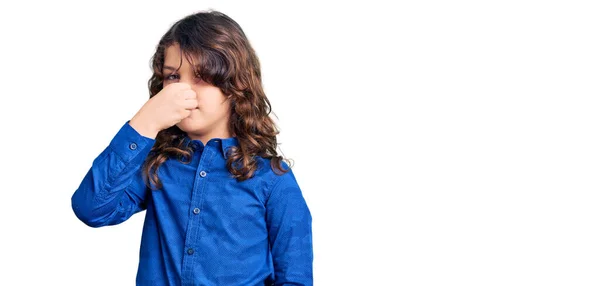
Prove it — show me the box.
[71,10,313,286]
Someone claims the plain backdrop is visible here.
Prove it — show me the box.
[0,0,599,285]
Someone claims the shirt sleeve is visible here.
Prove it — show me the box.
[266,166,313,285]
[71,120,156,228]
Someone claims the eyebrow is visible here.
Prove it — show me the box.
[162,66,178,72]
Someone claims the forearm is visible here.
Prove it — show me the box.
[71,121,155,227]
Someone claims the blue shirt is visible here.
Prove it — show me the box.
[71,121,313,286]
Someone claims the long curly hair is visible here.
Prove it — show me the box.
[142,10,292,190]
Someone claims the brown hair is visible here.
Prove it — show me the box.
[142,10,292,190]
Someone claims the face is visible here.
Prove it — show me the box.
[162,43,232,143]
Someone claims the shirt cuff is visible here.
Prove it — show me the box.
[108,120,156,163]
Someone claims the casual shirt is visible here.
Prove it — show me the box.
[71,121,313,285]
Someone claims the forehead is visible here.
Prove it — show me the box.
[164,44,198,70]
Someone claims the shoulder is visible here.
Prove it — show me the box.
[252,157,301,203]
[248,156,299,197]
[253,156,296,185]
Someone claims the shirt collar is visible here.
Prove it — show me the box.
[183,136,239,159]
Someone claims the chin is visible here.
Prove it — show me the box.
[177,118,206,133]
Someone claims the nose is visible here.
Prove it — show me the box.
[179,76,195,86]
[178,73,203,88]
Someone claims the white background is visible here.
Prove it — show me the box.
[0,0,599,285]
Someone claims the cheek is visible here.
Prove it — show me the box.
[198,90,227,106]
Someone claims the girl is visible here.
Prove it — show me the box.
[71,10,313,286]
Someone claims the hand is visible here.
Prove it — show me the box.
[129,83,198,139]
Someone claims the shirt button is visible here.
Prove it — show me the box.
[129,142,137,150]
[193,208,200,214]
[187,248,194,255]
[199,171,207,177]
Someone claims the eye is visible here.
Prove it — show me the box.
[164,74,179,81]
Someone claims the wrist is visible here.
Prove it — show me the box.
[129,115,159,139]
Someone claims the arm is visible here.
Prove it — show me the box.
[266,168,313,285]
[71,120,156,228]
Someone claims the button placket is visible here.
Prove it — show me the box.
[181,148,216,280]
